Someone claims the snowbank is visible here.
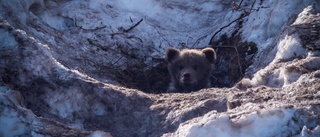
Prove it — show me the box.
[165,108,320,137]
[238,5,320,88]
[168,109,295,137]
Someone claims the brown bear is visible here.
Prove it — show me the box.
[165,47,216,92]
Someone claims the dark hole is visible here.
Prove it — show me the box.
[29,3,44,15]
[106,34,257,94]
[112,59,171,94]
[210,34,258,88]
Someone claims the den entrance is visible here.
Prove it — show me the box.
[112,35,258,94]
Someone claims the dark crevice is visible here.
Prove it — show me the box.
[210,34,258,88]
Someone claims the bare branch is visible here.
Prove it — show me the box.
[75,17,106,31]
[209,14,244,44]
[124,18,143,32]
[209,0,256,44]
[191,34,208,48]
[144,17,172,46]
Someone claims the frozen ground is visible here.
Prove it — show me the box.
[0,0,320,137]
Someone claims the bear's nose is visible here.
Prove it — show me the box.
[183,73,191,78]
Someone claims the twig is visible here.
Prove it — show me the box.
[144,17,171,46]
[111,56,124,67]
[108,32,143,42]
[238,0,244,8]
[124,18,143,32]
[209,14,245,44]
[247,0,256,15]
[186,36,193,47]
[129,16,133,23]
[75,17,106,31]
[209,0,256,44]
[106,18,144,41]
[192,34,208,48]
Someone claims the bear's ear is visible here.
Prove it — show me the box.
[202,47,216,64]
[165,48,180,63]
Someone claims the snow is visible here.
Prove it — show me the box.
[38,12,74,30]
[299,126,320,137]
[1,0,235,65]
[46,88,84,119]
[0,29,18,50]
[0,87,30,137]
[89,130,112,137]
[169,109,314,137]
[92,102,107,116]
[114,0,163,18]
[242,0,304,44]
[242,0,318,75]
[84,0,237,54]
[303,57,320,70]
[172,110,293,137]
[0,108,29,136]
[240,4,319,88]
[274,34,307,62]
[281,67,303,86]
[293,5,316,25]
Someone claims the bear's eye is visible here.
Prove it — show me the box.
[179,65,184,70]
[193,65,198,70]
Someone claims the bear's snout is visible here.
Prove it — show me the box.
[180,69,196,86]
[181,73,192,83]
[183,73,191,78]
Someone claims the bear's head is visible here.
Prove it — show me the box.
[165,47,216,92]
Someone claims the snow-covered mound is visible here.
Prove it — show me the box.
[0,0,319,137]
[165,109,320,137]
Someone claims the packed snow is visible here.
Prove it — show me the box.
[242,5,320,88]
[166,109,320,137]
[171,109,295,137]
[0,86,30,136]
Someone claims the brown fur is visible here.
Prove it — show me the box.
[165,47,216,92]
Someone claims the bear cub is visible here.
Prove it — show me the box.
[165,47,216,92]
